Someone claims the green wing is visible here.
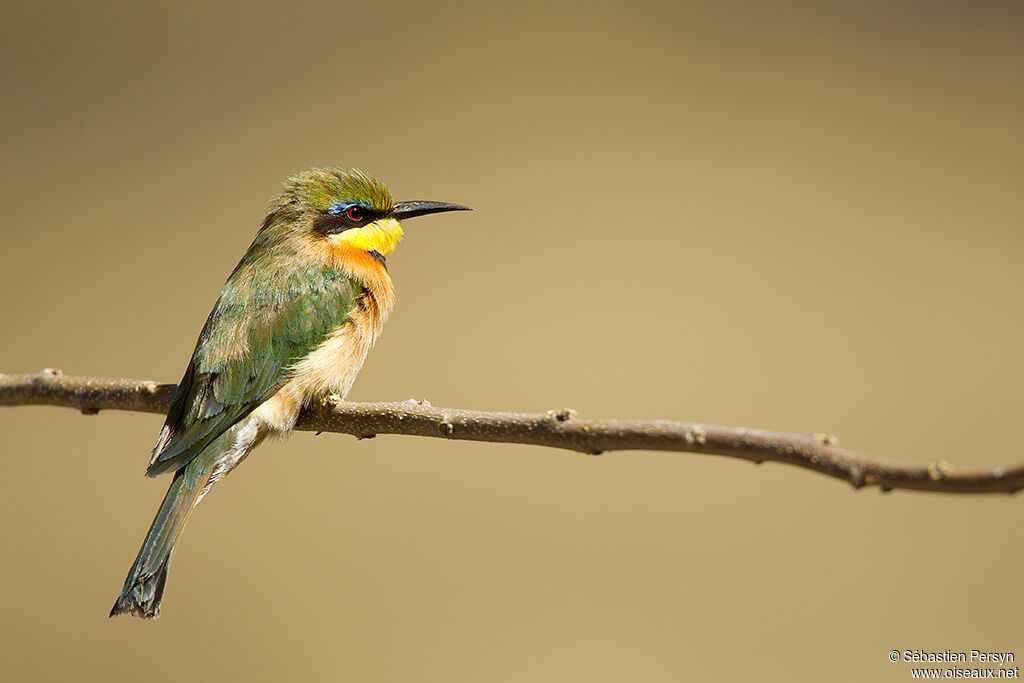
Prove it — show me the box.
[146,254,359,477]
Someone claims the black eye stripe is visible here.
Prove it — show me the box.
[313,204,384,234]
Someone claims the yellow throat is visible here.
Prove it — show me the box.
[330,217,404,255]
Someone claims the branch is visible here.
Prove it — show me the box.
[2,370,1022,496]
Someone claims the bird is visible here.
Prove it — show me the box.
[110,167,471,618]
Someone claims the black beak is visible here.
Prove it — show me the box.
[391,200,473,220]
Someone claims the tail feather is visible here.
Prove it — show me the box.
[110,465,212,619]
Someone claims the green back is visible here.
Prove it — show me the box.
[146,224,359,477]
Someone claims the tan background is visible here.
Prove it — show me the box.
[1,1,1022,681]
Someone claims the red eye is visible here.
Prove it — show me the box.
[346,206,363,221]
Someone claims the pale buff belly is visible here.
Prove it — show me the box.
[201,302,385,496]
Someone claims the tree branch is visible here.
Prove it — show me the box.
[2,370,1021,495]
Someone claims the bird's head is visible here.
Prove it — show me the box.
[268,167,471,257]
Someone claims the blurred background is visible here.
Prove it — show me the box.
[1,1,1021,681]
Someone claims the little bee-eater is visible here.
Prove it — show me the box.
[110,167,470,618]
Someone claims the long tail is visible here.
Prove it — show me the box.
[110,462,214,619]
